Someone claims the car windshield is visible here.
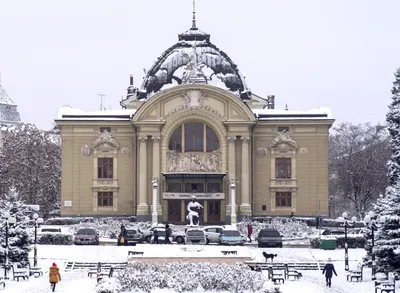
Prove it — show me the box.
[221,230,240,236]
[260,230,280,237]
[187,230,204,237]
[126,230,137,235]
[76,229,96,235]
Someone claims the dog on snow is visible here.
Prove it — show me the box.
[262,251,278,262]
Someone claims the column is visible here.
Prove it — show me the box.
[240,136,251,215]
[227,136,237,222]
[137,136,148,215]
[152,136,161,219]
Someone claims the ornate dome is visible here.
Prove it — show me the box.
[135,15,251,101]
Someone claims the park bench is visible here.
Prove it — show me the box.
[28,262,43,278]
[11,263,29,281]
[0,277,5,289]
[283,264,302,280]
[221,250,238,255]
[65,261,127,271]
[346,265,363,282]
[96,267,114,282]
[128,251,144,256]
[375,280,396,293]
[267,266,285,284]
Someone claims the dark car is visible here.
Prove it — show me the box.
[322,230,345,236]
[74,228,99,245]
[257,228,283,248]
[124,228,143,245]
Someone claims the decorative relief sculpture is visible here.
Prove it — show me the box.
[269,131,297,149]
[82,145,92,156]
[91,130,120,152]
[164,89,223,120]
[167,151,221,172]
[181,44,207,84]
[121,147,130,154]
[299,147,309,154]
[186,196,203,226]
[256,148,267,158]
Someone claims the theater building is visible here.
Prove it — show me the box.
[55,18,334,224]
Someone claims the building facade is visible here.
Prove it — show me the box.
[56,20,334,224]
[0,80,21,148]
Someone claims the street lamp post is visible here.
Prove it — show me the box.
[364,211,386,280]
[337,212,357,271]
[3,212,16,279]
[230,178,237,227]
[29,213,44,268]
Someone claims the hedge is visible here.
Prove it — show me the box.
[310,235,366,249]
[252,216,365,228]
[38,233,74,245]
[44,216,137,226]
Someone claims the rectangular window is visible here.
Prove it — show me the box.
[184,123,204,152]
[167,183,182,192]
[98,158,113,178]
[98,192,113,207]
[278,126,289,132]
[275,158,291,178]
[185,183,204,193]
[276,192,292,207]
[100,127,111,133]
[207,183,221,192]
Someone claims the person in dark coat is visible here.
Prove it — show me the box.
[165,223,172,244]
[247,224,253,242]
[152,229,159,244]
[322,258,337,287]
[118,225,127,246]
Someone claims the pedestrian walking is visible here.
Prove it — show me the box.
[165,223,172,244]
[152,229,159,244]
[49,263,61,292]
[322,258,337,287]
[247,224,253,242]
[118,224,127,246]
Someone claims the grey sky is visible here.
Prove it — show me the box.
[0,0,399,130]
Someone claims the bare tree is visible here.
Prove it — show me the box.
[329,122,390,219]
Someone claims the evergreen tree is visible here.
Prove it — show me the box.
[373,68,400,273]
[0,187,31,266]
[0,123,61,218]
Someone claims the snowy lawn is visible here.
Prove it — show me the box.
[1,244,394,293]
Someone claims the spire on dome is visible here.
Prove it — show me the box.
[192,0,197,29]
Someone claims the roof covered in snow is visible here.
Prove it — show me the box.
[0,83,21,126]
[56,106,136,121]
[253,107,333,120]
[134,20,251,101]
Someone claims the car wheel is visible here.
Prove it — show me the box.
[145,236,151,243]
[279,243,283,248]
[176,236,184,244]
[206,238,210,245]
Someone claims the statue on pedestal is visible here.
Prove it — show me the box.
[186,196,203,226]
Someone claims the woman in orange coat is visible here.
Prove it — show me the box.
[49,263,61,292]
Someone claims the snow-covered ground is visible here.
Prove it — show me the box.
[1,245,396,293]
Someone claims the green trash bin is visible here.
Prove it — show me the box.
[320,237,337,250]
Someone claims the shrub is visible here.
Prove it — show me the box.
[117,262,280,293]
[310,235,366,249]
[44,217,95,225]
[37,233,73,245]
[96,278,122,293]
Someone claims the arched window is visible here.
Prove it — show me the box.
[168,123,219,152]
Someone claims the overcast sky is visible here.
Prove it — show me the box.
[0,0,399,130]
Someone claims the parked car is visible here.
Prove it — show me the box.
[141,225,185,244]
[257,228,283,248]
[74,228,99,245]
[218,228,245,246]
[185,228,206,245]
[203,226,225,244]
[124,228,143,245]
[39,227,62,233]
[321,230,345,236]
[150,228,167,244]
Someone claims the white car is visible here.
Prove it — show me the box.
[203,226,225,244]
[185,228,206,245]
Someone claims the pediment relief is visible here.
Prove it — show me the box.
[269,131,297,149]
[164,89,224,120]
[91,130,120,152]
